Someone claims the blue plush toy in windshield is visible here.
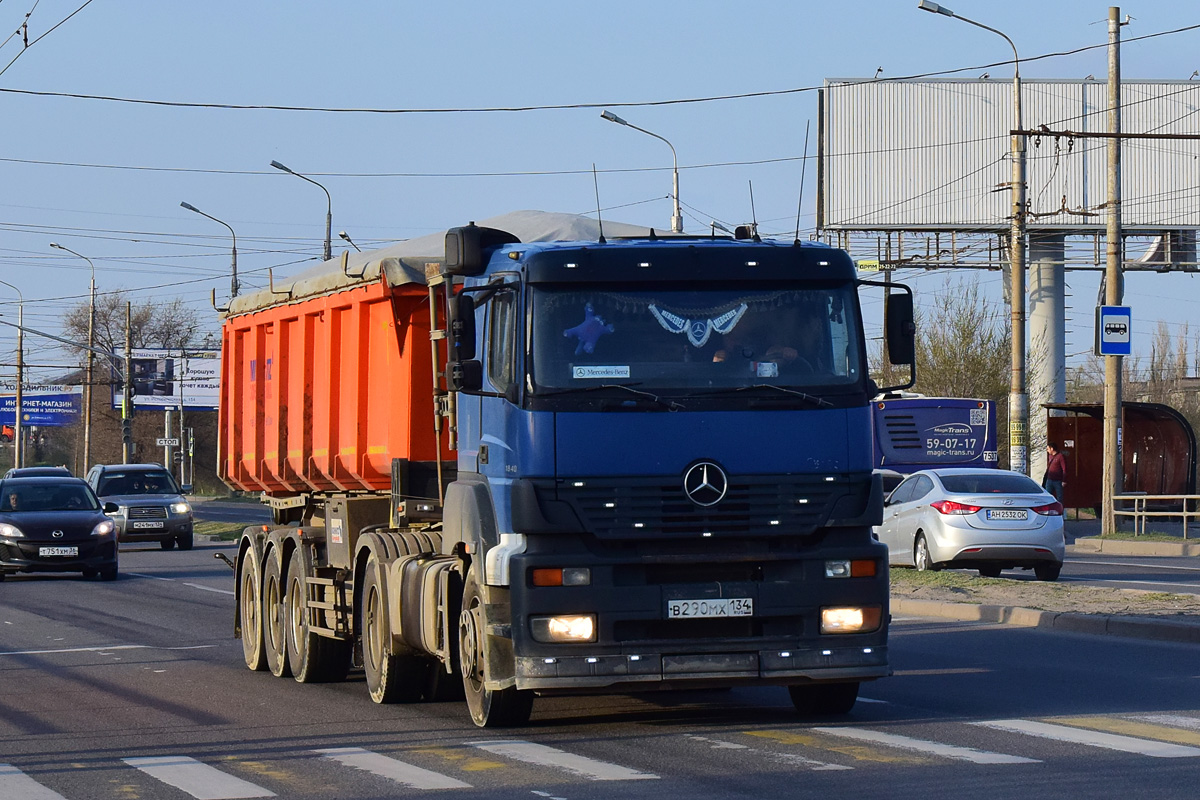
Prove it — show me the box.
[563,303,615,355]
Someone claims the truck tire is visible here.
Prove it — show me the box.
[788,681,860,716]
[262,547,292,678]
[239,547,267,671]
[460,568,533,727]
[362,557,426,703]
[285,547,350,683]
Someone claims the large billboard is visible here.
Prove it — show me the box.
[0,385,83,427]
[110,348,220,411]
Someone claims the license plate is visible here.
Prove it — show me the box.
[986,509,1028,521]
[131,521,164,529]
[38,546,78,557]
[667,597,753,619]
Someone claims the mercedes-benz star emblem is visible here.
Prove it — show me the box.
[51,530,64,538]
[683,461,728,507]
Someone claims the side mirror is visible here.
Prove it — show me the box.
[103,502,120,514]
[451,360,483,393]
[444,224,521,277]
[180,484,193,494]
[450,295,477,361]
[885,292,916,365]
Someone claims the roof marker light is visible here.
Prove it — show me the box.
[702,532,713,537]
[629,655,641,661]
[746,260,759,267]
[822,650,833,656]
[565,262,578,269]
[573,481,586,487]
[604,502,615,508]
[634,522,644,529]
[586,657,599,664]
[638,261,651,268]
[543,658,557,664]
[780,651,792,658]
[796,498,809,504]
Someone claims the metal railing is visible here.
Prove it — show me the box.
[1112,494,1200,539]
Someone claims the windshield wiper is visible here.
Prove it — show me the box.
[538,382,685,411]
[691,384,834,408]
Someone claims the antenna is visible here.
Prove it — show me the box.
[748,181,761,242]
[592,163,606,243]
[794,119,812,244]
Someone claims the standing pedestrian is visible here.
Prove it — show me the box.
[1044,442,1067,503]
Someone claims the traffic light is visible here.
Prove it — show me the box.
[121,418,133,446]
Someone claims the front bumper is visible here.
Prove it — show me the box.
[507,536,890,692]
[114,516,193,542]
[0,538,117,574]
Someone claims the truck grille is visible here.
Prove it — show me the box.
[128,506,168,520]
[553,475,845,539]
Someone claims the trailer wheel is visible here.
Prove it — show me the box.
[285,548,350,683]
[262,547,291,678]
[362,557,426,703]
[460,568,533,728]
[238,547,267,671]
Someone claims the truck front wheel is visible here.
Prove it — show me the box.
[459,568,533,728]
[362,557,425,703]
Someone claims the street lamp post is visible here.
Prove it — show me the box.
[180,202,239,298]
[49,243,97,474]
[0,280,23,469]
[270,160,333,262]
[917,1,1028,475]
[600,110,684,234]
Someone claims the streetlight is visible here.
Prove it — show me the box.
[50,242,96,473]
[180,202,240,299]
[0,280,23,469]
[917,1,1028,475]
[339,230,361,252]
[600,110,684,234]
[270,160,333,262]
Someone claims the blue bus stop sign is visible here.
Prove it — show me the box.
[1095,305,1132,357]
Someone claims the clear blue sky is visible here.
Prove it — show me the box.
[2,1,1197,384]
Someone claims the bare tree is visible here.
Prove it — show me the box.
[62,291,203,357]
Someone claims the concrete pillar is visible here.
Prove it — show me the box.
[1027,234,1066,481]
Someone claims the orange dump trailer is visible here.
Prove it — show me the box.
[219,260,450,503]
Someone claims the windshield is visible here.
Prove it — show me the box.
[1,483,100,512]
[939,473,1043,494]
[530,285,864,392]
[96,470,180,496]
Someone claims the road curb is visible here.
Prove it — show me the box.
[892,597,1200,644]
[1070,538,1200,557]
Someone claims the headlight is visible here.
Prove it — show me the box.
[530,614,597,643]
[170,502,191,514]
[820,606,883,634]
[0,522,23,538]
[91,520,115,537]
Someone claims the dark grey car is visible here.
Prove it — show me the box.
[85,464,194,550]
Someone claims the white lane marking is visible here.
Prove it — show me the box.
[127,572,175,581]
[811,727,1040,764]
[1069,559,1200,573]
[532,792,568,800]
[183,583,235,596]
[856,696,889,704]
[1135,714,1200,732]
[686,734,748,749]
[316,747,471,790]
[124,756,275,799]
[0,764,69,800]
[470,740,658,781]
[973,719,1200,758]
[0,644,216,657]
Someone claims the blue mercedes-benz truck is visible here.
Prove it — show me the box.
[226,218,916,728]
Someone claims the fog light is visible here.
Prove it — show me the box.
[531,567,591,587]
[825,560,851,578]
[825,559,877,578]
[820,606,883,634]
[531,614,596,643]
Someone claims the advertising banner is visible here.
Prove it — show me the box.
[110,348,220,411]
[0,385,83,427]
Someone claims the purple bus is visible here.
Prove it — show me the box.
[871,395,998,475]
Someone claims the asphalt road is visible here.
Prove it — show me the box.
[2,541,1200,800]
[1063,551,1200,595]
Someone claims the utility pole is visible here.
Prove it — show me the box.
[1102,6,1124,534]
[14,303,23,469]
[123,302,134,464]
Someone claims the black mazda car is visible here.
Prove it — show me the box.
[0,477,117,580]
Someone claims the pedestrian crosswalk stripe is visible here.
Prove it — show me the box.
[685,735,852,771]
[810,727,1040,764]
[123,756,276,799]
[0,764,69,800]
[1047,717,1200,748]
[315,747,472,790]
[470,740,658,780]
[972,720,1200,758]
[1135,714,1200,732]
[745,730,930,763]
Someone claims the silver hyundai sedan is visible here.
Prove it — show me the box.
[875,468,1065,581]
